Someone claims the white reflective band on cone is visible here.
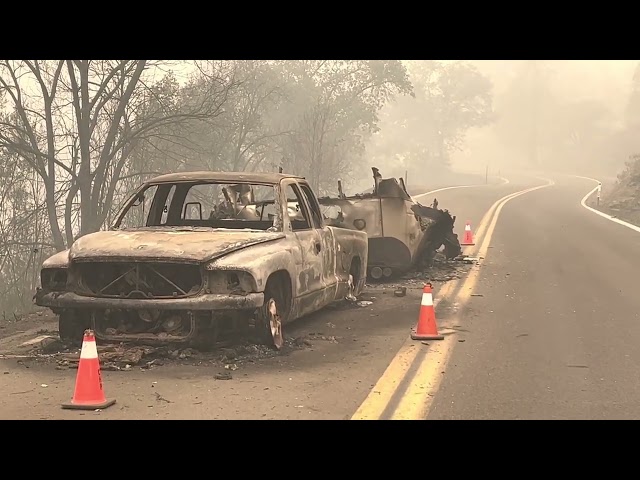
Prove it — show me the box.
[421,293,434,306]
[465,224,471,230]
[80,339,99,359]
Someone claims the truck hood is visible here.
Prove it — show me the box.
[68,228,285,263]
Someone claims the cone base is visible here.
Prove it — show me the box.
[62,398,116,410]
[461,243,475,246]
[411,331,444,341]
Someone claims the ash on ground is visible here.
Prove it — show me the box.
[5,295,370,373]
[367,252,478,290]
[8,328,337,374]
[0,309,55,340]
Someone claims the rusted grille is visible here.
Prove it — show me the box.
[74,262,203,299]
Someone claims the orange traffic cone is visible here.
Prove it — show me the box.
[411,284,444,341]
[62,329,116,410]
[461,221,475,246]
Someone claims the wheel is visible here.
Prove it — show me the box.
[349,258,364,297]
[255,276,290,350]
[58,310,89,347]
[369,266,383,280]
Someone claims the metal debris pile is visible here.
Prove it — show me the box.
[317,167,463,281]
[367,252,479,289]
[10,330,334,373]
[422,253,479,282]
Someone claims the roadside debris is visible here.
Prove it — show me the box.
[394,287,407,297]
[360,251,476,294]
[3,278,464,384]
[307,332,339,343]
[345,277,358,303]
[154,392,172,403]
[318,167,462,280]
[6,205,479,373]
[9,326,346,373]
[458,256,479,264]
[0,308,57,341]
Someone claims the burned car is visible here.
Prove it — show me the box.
[318,167,461,279]
[34,172,368,350]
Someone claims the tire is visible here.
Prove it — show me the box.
[58,310,89,347]
[255,275,291,350]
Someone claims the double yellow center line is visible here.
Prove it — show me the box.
[351,178,554,420]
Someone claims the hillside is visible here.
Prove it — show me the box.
[601,155,640,224]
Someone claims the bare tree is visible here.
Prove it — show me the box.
[0,60,234,251]
[139,60,291,175]
[277,60,413,192]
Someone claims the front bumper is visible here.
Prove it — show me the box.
[34,290,264,311]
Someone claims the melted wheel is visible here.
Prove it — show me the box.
[266,298,284,349]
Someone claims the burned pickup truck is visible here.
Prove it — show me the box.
[34,172,368,349]
[318,168,461,280]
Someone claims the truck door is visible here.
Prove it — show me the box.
[283,183,325,309]
[297,182,338,292]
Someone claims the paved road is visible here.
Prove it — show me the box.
[427,173,640,420]
[0,173,522,420]
[7,171,613,420]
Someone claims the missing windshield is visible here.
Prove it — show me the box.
[114,182,280,232]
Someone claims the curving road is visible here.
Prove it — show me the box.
[426,173,640,420]
[0,174,519,420]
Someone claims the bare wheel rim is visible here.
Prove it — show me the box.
[346,274,357,301]
[267,298,283,349]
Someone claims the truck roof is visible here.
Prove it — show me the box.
[145,171,306,185]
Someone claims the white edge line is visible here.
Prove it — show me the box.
[412,176,510,201]
[576,175,640,233]
[413,185,480,200]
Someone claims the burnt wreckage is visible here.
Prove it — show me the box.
[34,172,368,349]
[318,167,461,280]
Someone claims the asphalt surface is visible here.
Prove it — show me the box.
[428,173,640,420]
[0,174,517,420]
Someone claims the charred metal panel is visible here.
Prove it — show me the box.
[319,197,383,237]
[69,230,285,263]
[317,167,460,278]
[368,237,412,269]
[92,309,197,345]
[42,249,71,269]
[329,227,368,292]
[206,241,298,292]
[376,177,413,201]
[319,195,424,274]
[74,262,203,299]
[319,227,337,293]
[34,290,264,311]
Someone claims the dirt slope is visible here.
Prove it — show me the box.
[600,156,640,224]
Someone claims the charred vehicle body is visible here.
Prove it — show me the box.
[35,172,368,349]
[318,167,461,280]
